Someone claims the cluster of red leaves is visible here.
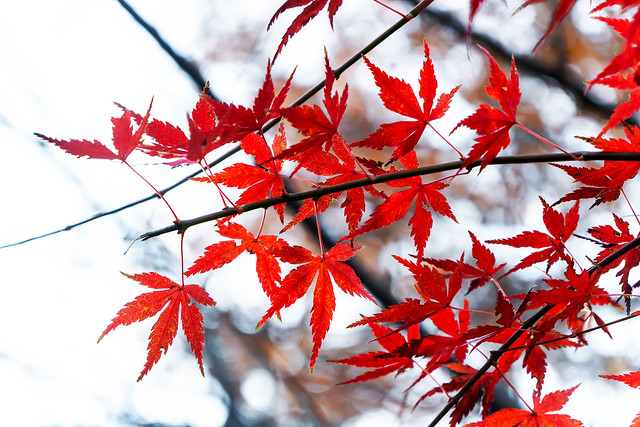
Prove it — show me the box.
[34,0,640,424]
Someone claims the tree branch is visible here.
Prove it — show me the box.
[139,151,640,240]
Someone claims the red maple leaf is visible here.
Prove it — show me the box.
[256,243,376,371]
[349,256,462,332]
[35,99,152,162]
[601,371,640,427]
[468,0,578,53]
[488,198,579,276]
[98,272,215,381]
[282,151,385,234]
[554,126,640,207]
[587,14,640,92]
[425,231,506,293]
[600,89,640,136]
[207,128,287,222]
[329,323,420,384]
[207,62,295,142]
[141,93,221,164]
[354,41,459,162]
[466,385,583,427]
[585,213,640,312]
[472,293,582,392]
[512,267,617,349]
[452,47,520,170]
[385,299,473,381]
[346,155,457,259]
[185,221,287,300]
[268,0,343,60]
[275,52,353,176]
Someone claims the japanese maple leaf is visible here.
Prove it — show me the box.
[257,243,376,371]
[585,213,640,312]
[527,268,618,340]
[425,231,506,293]
[35,99,152,162]
[207,61,295,142]
[600,89,640,136]
[142,93,221,164]
[208,129,287,222]
[354,41,459,163]
[488,198,579,276]
[98,272,215,381]
[329,323,420,384]
[384,299,472,382]
[554,126,640,207]
[268,0,343,60]
[346,155,457,258]
[275,52,353,176]
[452,47,520,170]
[583,13,640,134]
[466,385,583,427]
[185,221,287,300]
[349,256,462,333]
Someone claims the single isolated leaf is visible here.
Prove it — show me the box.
[452,47,520,170]
[488,198,579,275]
[257,243,376,371]
[354,41,459,162]
[98,272,215,381]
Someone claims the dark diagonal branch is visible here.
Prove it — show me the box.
[139,151,640,240]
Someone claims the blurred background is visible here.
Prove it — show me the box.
[1,0,640,425]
